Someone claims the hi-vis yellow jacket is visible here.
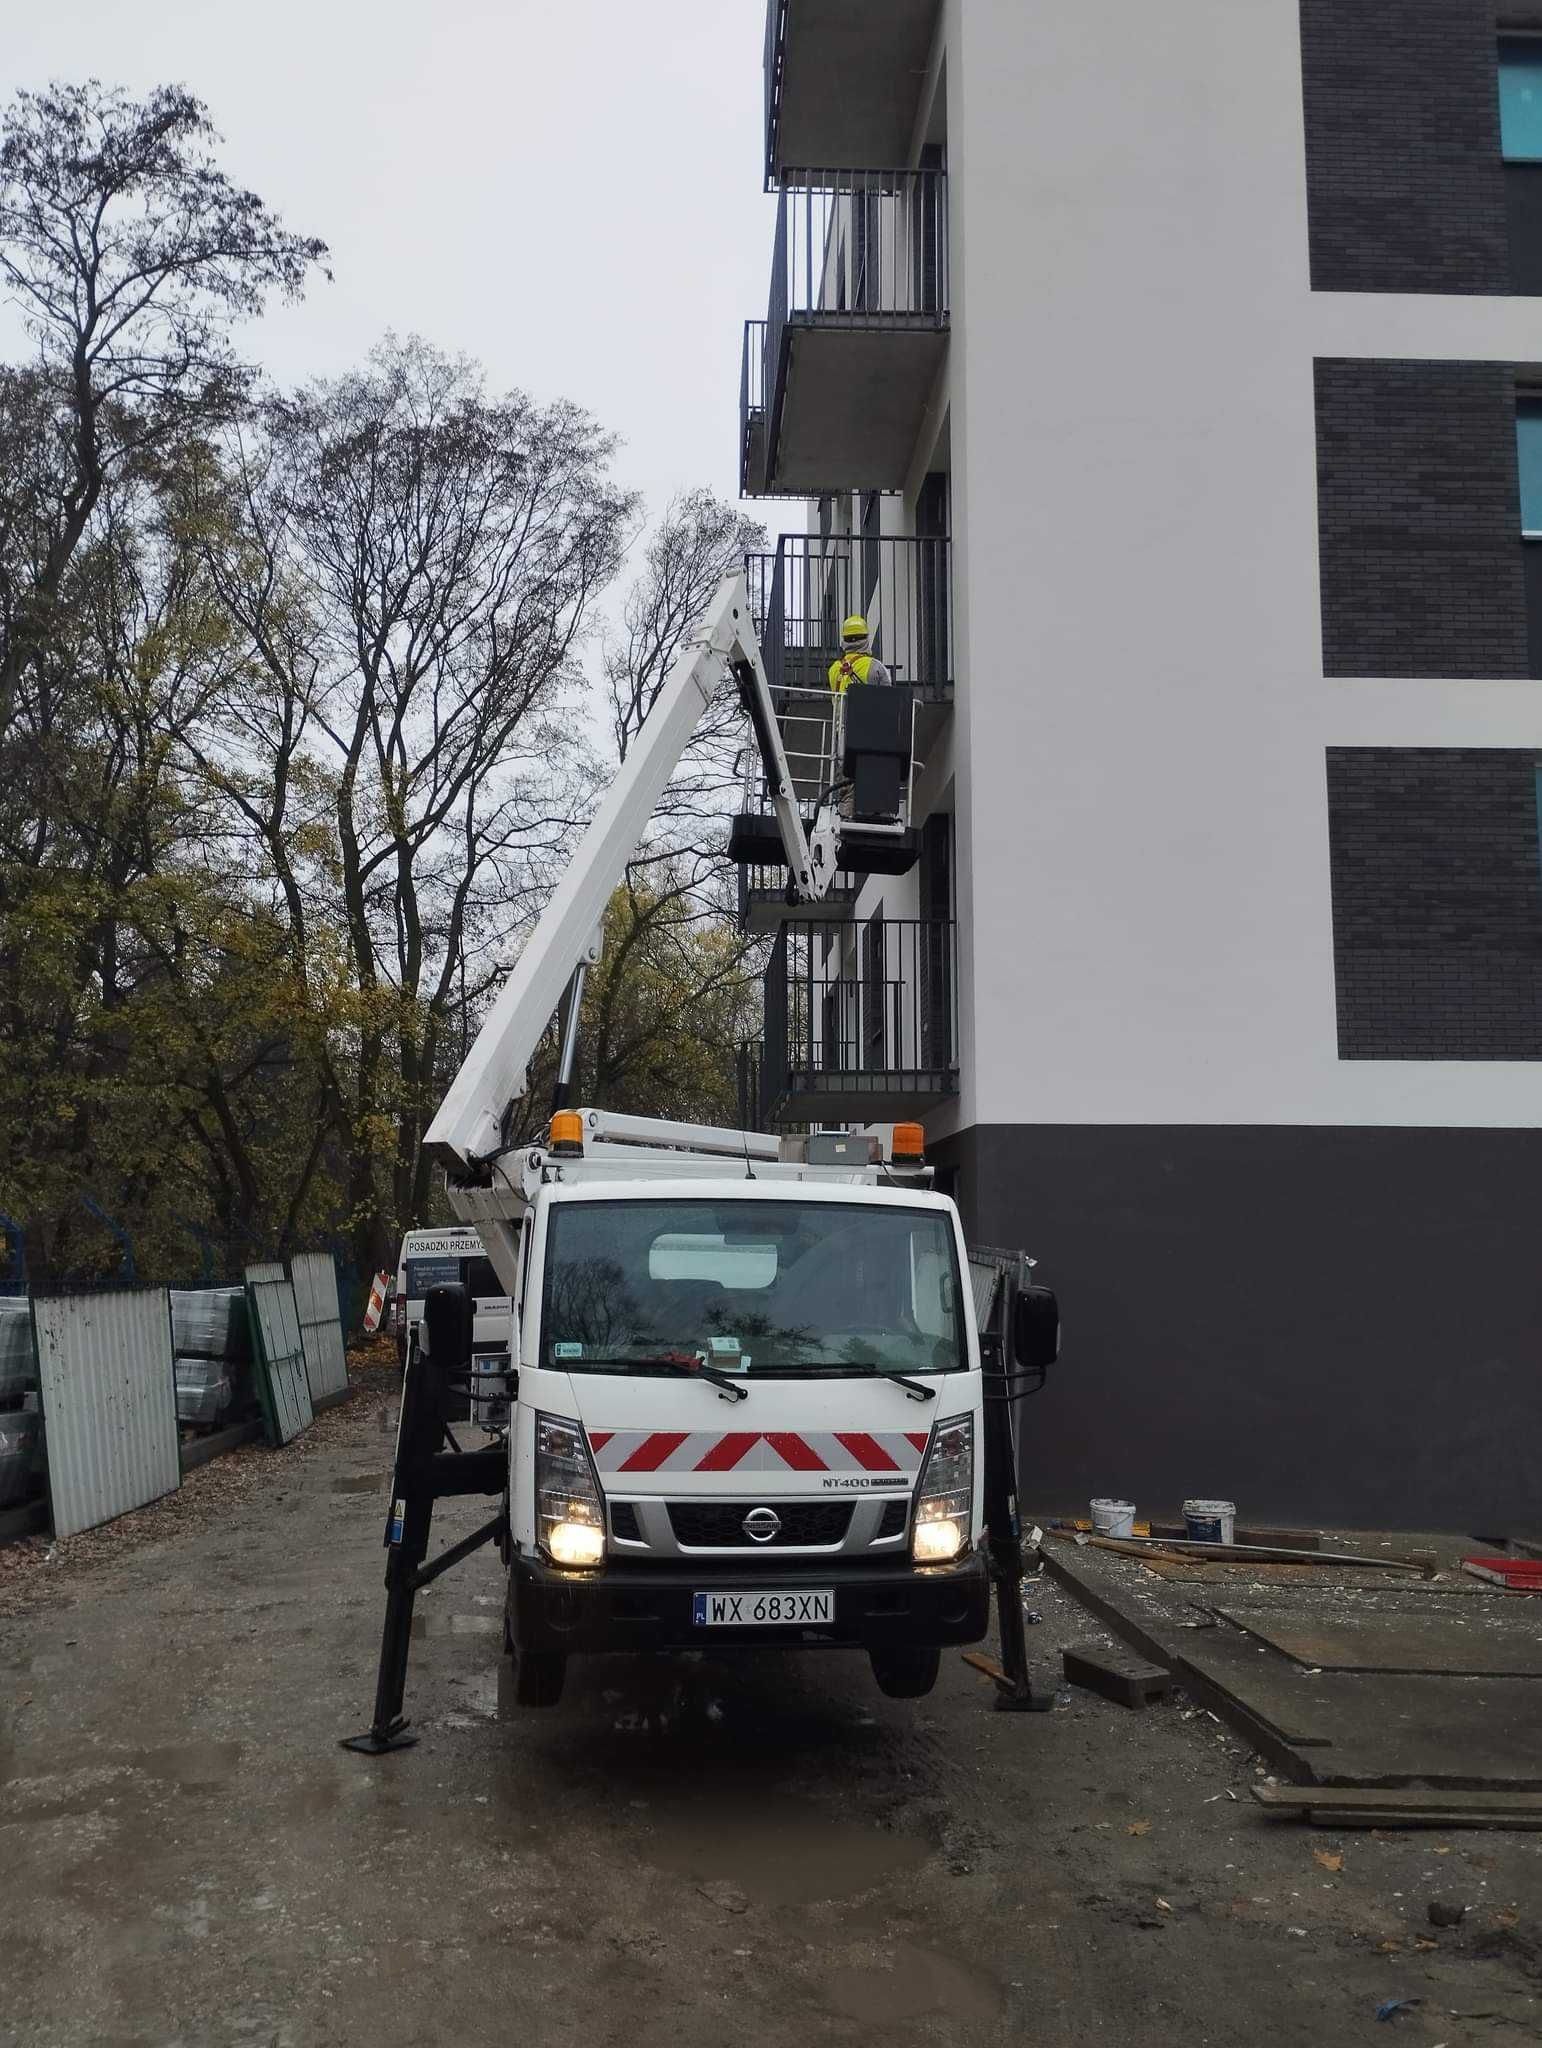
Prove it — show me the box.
[828,651,881,693]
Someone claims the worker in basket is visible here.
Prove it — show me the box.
[827,614,892,694]
[828,615,897,823]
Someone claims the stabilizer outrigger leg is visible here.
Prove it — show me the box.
[342,1283,506,1755]
[964,1271,1061,1714]
[974,1367,1052,1712]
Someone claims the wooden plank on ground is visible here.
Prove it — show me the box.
[1149,1523,1323,1552]
[1254,1783,1542,1814]
[1255,1783,1542,1829]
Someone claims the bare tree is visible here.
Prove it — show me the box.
[0,81,327,734]
[220,337,636,1267]
[605,488,766,848]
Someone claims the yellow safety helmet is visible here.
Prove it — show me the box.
[841,614,869,646]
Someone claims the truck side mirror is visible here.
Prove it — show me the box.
[1012,1285,1060,1373]
[422,1281,472,1379]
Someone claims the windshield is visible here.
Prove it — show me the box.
[539,1198,965,1376]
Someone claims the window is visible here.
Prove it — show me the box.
[540,1198,966,1376]
[1499,38,1542,160]
[1516,394,1542,535]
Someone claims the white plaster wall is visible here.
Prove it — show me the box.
[945,0,1542,1131]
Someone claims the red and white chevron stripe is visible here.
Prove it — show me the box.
[362,1269,391,1334]
[585,1428,931,1477]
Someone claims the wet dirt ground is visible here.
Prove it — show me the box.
[1,1381,1538,2047]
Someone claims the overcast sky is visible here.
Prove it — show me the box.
[4,0,775,531]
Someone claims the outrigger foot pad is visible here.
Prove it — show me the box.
[340,1719,418,1755]
[994,1686,1055,1715]
[960,1650,1056,1713]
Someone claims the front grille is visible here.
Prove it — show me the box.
[610,1501,641,1541]
[877,1498,909,1538]
[666,1501,853,1548]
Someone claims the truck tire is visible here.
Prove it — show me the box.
[868,1645,941,1699]
[511,1648,566,1708]
[503,1601,567,1707]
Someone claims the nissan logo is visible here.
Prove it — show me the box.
[742,1507,781,1544]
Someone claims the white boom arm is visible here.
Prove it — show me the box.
[424,572,824,1175]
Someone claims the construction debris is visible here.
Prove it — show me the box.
[1062,1643,1173,1710]
[1046,1528,1435,1575]
[1253,1784,1542,1832]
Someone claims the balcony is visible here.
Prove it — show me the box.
[763,1,943,187]
[737,857,860,936]
[756,918,958,1125]
[749,531,952,697]
[741,167,949,497]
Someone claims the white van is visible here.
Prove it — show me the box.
[392,1228,512,1394]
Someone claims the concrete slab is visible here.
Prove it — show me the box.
[773,325,947,493]
[1045,1538,1542,1791]
[1218,1606,1542,1678]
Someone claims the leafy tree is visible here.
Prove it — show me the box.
[510,872,760,1143]
[0,441,343,1280]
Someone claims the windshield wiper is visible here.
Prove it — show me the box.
[876,1370,937,1402]
[750,1362,939,1401]
[575,1354,750,1403]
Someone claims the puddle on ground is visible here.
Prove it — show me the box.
[135,1741,244,1786]
[332,1471,389,1494]
[642,1799,929,1908]
[0,1741,243,1821]
[410,1612,502,1640]
[824,1945,1002,2025]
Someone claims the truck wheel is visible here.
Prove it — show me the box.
[868,1645,941,1699]
[510,1647,566,1708]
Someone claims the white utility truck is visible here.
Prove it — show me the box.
[390,1226,511,1369]
[343,576,1059,1751]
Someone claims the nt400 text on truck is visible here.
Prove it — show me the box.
[343,576,1061,1751]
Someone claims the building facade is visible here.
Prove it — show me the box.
[734,0,1542,1529]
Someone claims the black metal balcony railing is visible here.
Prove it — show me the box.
[747,533,952,696]
[740,319,772,501]
[763,0,789,185]
[769,167,948,337]
[758,919,958,1124]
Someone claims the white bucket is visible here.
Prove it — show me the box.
[1091,1498,1136,1538]
[1183,1498,1236,1544]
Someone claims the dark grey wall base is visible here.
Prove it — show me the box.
[932,1122,1542,1533]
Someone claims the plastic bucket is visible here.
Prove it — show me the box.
[1091,1498,1136,1538]
[1183,1498,1236,1544]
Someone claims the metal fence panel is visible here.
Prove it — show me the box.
[244,1261,286,1286]
[288,1252,348,1403]
[245,1274,313,1446]
[32,1291,180,1538]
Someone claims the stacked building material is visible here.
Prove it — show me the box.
[168,1286,252,1429]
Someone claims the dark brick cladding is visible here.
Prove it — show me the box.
[1299,0,1528,295]
[1326,747,1542,1059]
[1315,358,1530,678]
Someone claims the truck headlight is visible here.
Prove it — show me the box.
[535,1413,605,1569]
[912,1414,973,1564]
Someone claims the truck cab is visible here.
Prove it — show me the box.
[452,1112,1000,1707]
